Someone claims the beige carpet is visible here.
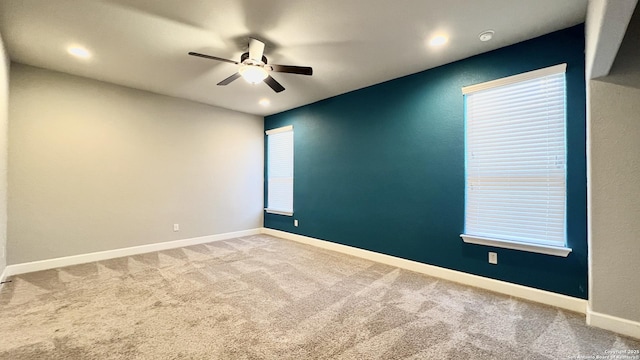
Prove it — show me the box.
[0,234,638,359]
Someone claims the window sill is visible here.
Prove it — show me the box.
[265,209,293,216]
[460,234,572,257]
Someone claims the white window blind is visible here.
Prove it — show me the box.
[461,64,569,254]
[266,125,293,215]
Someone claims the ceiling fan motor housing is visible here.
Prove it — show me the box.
[241,52,268,65]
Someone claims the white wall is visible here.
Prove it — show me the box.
[588,1,640,329]
[0,33,9,277]
[589,80,640,324]
[8,64,264,264]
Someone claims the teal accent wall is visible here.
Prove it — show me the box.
[264,25,587,298]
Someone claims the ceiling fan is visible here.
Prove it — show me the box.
[188,38,313,93]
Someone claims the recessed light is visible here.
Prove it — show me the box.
[479,30,495,42]
[429,35,448,47]
[259,98,270,106]
[67,46,91,59]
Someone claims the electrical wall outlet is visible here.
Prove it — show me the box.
[294,219,299,227]
[173,224,179,232]
[488,252,498,264]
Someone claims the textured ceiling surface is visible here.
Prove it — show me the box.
[0,0,588,115]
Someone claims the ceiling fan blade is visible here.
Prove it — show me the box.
[264,75,285,93]
[188,52,239,65]
[217,72,241,86]
[268,64,313,76]
[248,38,265,62]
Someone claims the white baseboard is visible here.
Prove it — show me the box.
[0,266,7,287]
[587,307,640,339]
[4,228,262,277]
[261,228,587,314]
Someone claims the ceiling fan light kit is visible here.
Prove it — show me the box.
[239,64,268,84]
[189,38,313,93]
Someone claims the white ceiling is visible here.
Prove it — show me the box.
[0,0,588,116]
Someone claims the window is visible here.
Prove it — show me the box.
[460,64,571,257]
[266,125,294,215]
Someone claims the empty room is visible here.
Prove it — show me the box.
[0,0,639,359]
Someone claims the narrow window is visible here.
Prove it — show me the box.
[460,64,571,257]
[266,125,294,215]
